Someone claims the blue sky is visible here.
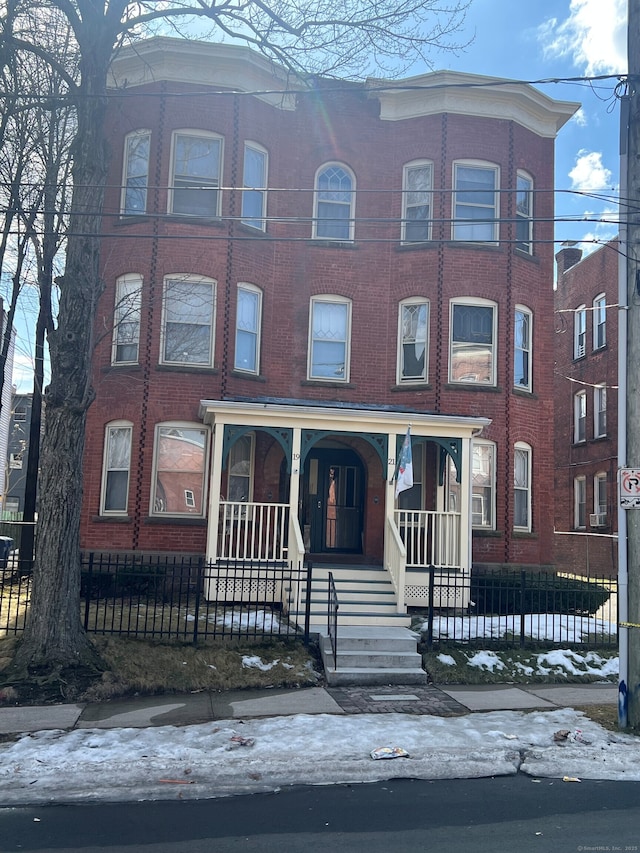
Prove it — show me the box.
[436,0,626,250]
[9,0,628,392]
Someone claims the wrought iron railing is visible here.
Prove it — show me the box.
[327,570,339,669]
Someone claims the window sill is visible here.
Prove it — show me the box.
[103,364,143,374]
[230,370,267,382]
[391,382,431,392]
[396,241,438,252]
[513,530,537,539]
[156,364,218,375]
[572,440,587,448]
[513,247,539,264]
[237,222,268,237]
[512,386,535,399]
[301,379,355,389]
[307,239,357,249]
[164,214,225,227]
[443,240,502,253]
[92,515,132,523]
[444,383,502,393]
[472,528,501,538]
[115,215,153,226]
[144,515,207,526]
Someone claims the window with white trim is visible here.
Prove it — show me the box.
[515,171,533,253]
[449,298,497,385]
[447,440,495,529]
[228,433,255,505]
[170,131,222,217]
[397,298,429,383]
[234,283,262,374]
[514,305,532,390]
[574,476,586,529]
[314,163,355,241]
[594,384,607,438]
[161,275,215,366]
[514,442,531,531]
[593,293,606,349]
[121,130,150,215]
[574,305,586,358]
[308,296,351,381]
[594,472,607,517]
[101,421,132,514]
[402,161,432,243]
[241,142,267,230]
[574,390,587,443]
[452,161,499,243]
[151,424,208,516]
[112,274,142,365]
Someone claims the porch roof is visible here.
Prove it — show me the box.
[199,397,490,439]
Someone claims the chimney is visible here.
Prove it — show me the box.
[555,241,583,279]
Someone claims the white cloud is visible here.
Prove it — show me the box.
[539,0,627,75]
[568,149,612,190]
[571,107,587,127]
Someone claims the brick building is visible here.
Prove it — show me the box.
[554,240,619,577]
[80,37,578,625]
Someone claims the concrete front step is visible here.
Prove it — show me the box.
[307,610,412,628]
[318,626,426,686]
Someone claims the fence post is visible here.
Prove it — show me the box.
[82,552,93,631]
[192,556,204,645]
[304,560,312,645]
[426,565,435,649]
[519,569,526,648]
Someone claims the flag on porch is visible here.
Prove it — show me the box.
[395,426,414,497]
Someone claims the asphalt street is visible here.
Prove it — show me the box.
[1,776,639,853]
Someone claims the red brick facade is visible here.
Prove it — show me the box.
[80,38,577,573]
[554,240,619,577]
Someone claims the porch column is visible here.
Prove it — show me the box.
[289,427,302,514]
[386,429,402,522]
[459,435,473,573]
[206,421,225,562]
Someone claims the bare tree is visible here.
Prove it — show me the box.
[1,0,470,697]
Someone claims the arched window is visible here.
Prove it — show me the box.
[515,170,533,253]
[402,160,432,243]
[112,274,142,365]
[313,163,355,241]
[514,442,532,531]
[235,283,262,374]
[452,160,499,243]
[397,297,429,383]
[449,297,498,385]
[160,275,216,367]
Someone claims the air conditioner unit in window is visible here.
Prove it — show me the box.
[589,513,606,527]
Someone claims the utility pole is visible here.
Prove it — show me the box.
[625,0,640,729]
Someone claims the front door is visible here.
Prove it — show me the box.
[305,450,364,554]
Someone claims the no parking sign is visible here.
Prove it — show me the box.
[620,468,640,508]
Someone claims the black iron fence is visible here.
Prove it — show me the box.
[327,571,339,669]
[1,553,313,644]
[419,567,618,649]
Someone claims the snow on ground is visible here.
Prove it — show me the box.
[0,708,638,805]
[459,648,619,680]
[420,613,616,644]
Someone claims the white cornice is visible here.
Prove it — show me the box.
[199,399,490,438]
[108,37,299,110]
[367,70,580,137]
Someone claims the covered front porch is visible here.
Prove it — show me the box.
[199,399,490,625]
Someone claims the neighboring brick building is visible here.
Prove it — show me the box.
[554,240,619,577]
[80,37,578,617]
[5,392,33,517]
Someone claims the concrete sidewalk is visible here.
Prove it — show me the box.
[0,682,618,735]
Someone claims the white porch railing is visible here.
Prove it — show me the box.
[384,516,407,612]
[394,510,461,569]
[218,501,289,562]
[285,513,306,617]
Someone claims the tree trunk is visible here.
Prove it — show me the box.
[11,26,114,688]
